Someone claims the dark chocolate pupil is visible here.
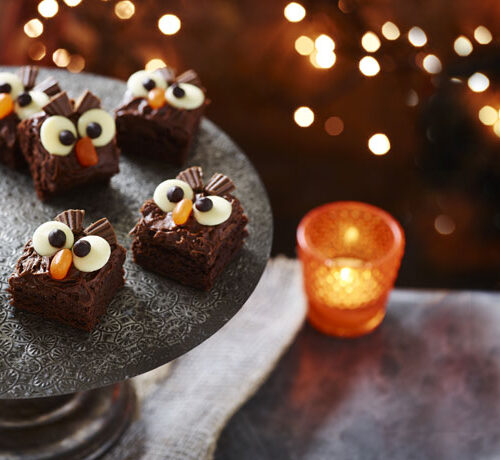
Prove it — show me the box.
[86,122,102,139]
[167,186,184,203]
[195,197,213,212]
[59,130,76,146]
[73,239,91,258]
[0,83,11,94]
[17,92,32,107]
[172,85,185,98]
[48,229,66,248]
[142,78,156,91]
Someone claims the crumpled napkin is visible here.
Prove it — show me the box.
[104,257,306,460]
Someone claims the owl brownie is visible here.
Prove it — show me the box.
[0,66,60,168]
[19,90,119,200]
[130,166,248,290]
[115,67,208,166]
[8,210,126,331]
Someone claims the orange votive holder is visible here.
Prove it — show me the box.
[297,202,405,338]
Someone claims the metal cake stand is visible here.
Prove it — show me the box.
[0,68,272,459]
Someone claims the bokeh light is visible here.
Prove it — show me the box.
[381,22,400,40]
[406,89,419,107]
[67,55,85,73]
[114,0,135,20]
[145,58,167,71]
[478,106,497,126]
[493,120,500,137]
[24,19,44,38]
[434,215,455,235]
[368,133,390,155]
[468,72,489,92]
[474,26,492,45]
[408,27,427,47]
[63,0,82,5]
[158,14,181,35]
[28,42,46,61]
[422,54,442,74]
[361,32,381,52]
[310,50,336,69]
[284,2,306,22]
[295,36,314,55]
[52,48,70,67]
[325,117,344,136]
[453,36,473,56]
[38,0,59,18]
[315,34,335,52]
[294,106,314,127]
[359,56,380,76]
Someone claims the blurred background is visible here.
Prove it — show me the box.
[1,0,499,289]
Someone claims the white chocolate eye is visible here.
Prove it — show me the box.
[72,235,111,272]
[127,70,167,98]
[165,83,205,110]
[77,108,115,147]
[32,221,74,257]
[40,116,77,156]
[15,90,50,120]
[153,179,194,213]
[193,196,232,226]
[0,73,24,99]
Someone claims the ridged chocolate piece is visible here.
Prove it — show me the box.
[75,90,101,114]
[177,166,204,191]
[176,69,202,87]
[18,66,38,90]
[34,77,61,97]
[55,209,85,233]
[43,91,73,117]
[155,66,175,84]
[84,218,117,246]
[205,173,235,196]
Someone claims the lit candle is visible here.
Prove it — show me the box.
[297,202,405,337]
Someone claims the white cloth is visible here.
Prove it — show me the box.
[104,257,306,460]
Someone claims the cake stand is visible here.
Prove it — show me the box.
[0,68,272,459]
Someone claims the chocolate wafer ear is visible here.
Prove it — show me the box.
[155,66,175,84]
[55,210,85,233]
[75,90,101,114]
[205,173,235,196]
[18,66,39,90]
[177,166,204,192]
[44,91,73,117]
[176,69,202,87]
[34,77,61,97]
[84,218,117,246]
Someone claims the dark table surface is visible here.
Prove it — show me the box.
[215,289,500,460]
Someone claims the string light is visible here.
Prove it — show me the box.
[359,56,380,76]
[295,36,314,55]
[478,106,497,126]
[24,19,44,38]
[310,50,336,69]
[368,133,390,155]
[381,22,400,40]
[325,117,344,136]
[408,27,427,47]
[63,0,82,6]
[294,106,314,127]
[145,58,167,71]
[453,36,473,56]
[422,54,442,74]
[158,14,181,35]
[115,0,135,20]
[28,42,46,61]
[38,0,59,18]
[284,2,306,22]
[434,215,455,235]
[315,34,335,52]
[361,32,381,52]
[67,55,85,73]
[52,48,70,67]
[474,26,492,45]
[468,72,489,92]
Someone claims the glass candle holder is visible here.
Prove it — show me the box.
[297,202,405,338]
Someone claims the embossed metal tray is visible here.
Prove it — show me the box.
[0,68,272,399]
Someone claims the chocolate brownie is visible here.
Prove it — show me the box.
[18,90,119,200]
[130,166,248,290]
[0,66,61,169]
[115,67,208,166]
[8,210,126,331]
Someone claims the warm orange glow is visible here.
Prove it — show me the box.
[38,0,59,18]
[294,106,314,127]
[474,26,492,44]
[406,89,419,107]
[478,106,497,126]
[28,42,46,61]
[368,133,390,155]
[325,116,344,136]
[158,14,181,35]
[52,48,70,67]
[67,55,85,73]
[361,32,381,52]
[295,36,314,55]
[381,21,400,40]
[434,215,455,235]
[493,120,500,137]
[284,2,306,22]
[115,0,135,19]
[24,19,44,38]
[359,56,380,76]
[145,58,167,71]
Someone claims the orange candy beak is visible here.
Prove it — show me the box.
[172,199,193,225]
[148,88,166,109]
[50,248,73,280]
[75,137,99,167]
[0,93,14,119]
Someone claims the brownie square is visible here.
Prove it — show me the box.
[18,91,120,201]
[8,210,126,331]
[130,167,248,290]
[115,68,208,166]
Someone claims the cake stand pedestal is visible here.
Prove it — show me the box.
[0,68,272,459]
